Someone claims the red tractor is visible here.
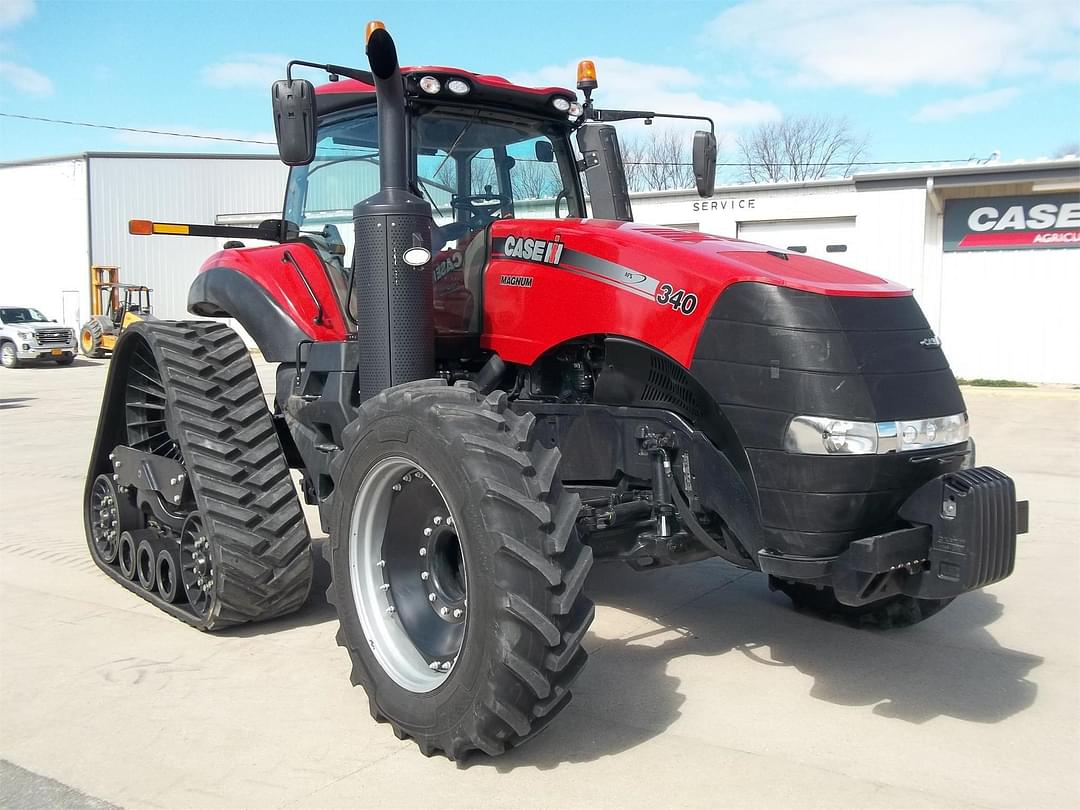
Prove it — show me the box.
[85,22,1027,759]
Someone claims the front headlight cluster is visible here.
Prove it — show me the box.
[17,330,32,340]
[785,413,969,456]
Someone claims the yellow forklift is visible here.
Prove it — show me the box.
[79,266,154,358]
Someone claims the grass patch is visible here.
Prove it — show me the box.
[956,378,1036,388]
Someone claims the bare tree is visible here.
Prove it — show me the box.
[736,115,868,183]
[620,127,696,192]
[511,158,562,199]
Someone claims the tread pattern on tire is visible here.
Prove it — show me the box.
[81,317,107,358]
[329,379,594,760]
[770,578,953,630]
[101,320,313,630]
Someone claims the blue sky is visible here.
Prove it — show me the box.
[1,0,1078,173]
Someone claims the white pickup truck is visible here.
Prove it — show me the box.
[0,306,77,368]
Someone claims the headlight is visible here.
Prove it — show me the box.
[551,96,571,112]
[785,413,969,455]
[446,78,470,95]
[17,330,32,339]
[419,75,441,94]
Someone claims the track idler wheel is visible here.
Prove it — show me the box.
[180,512,214,619]
[88,474,138,564]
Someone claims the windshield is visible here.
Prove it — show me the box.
[0,307,47,324]
[284,106,582,267]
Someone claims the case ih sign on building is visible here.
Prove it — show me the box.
[944,193,1080,251]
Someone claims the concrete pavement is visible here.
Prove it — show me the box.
[1,355,1077,809]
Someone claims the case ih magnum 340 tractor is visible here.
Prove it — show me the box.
[85,23,1027,759]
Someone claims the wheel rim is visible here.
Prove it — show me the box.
[1,344,14,365]
[180,513,213,618]
[124,337,182,461]
[89,474,122,563]
[349,457,468,693]
[81,330,93,352]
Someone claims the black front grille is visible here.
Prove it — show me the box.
[34,328,72,344]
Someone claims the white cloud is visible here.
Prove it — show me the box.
[912,87,1021,122]
[112,125,276,151]
[0,59,51,94]
[0,0,34,31]
[201,53,286,89]
[708,0,1080,92]
[512,57,779,139]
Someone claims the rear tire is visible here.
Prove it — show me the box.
[328,380,594,760]
[771,578,954,629]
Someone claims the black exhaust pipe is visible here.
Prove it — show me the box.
[354,26,435,400]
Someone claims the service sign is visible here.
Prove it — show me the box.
[943,193,1080,251]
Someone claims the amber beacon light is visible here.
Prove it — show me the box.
[365,19,386,43]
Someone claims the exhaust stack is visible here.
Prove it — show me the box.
[353,24,435,400]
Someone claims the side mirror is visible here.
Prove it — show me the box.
[693,130,717,198]
[271,79,316,166]
[575,124,633,221]
[535,141,555,163]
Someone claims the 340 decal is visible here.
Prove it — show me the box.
[655,284,698,315]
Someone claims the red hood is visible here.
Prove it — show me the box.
[490,219,908,298]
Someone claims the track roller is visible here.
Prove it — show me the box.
[117,532,137,581]
[156,547,183,603]
[136,538,157,591]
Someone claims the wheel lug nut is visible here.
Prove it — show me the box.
[392,484,401,492]
[386,606,396,616]
[428,593,436,603]
[418,548,427,557]
[453,609,464,619]
[423,527,433,537]
[446,517,454,527]
[439,661,451,671]
[402,474,412,483]
[429,661,441,671]
[377,559,385,567]
[440,606,449,616]
[420,571,429,581]
[380,583,390,591]
[433,516,442,525]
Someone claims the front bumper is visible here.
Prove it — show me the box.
[17,344,76,359]
[759,466,1027,606]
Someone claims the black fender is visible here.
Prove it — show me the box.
[187,267,308,362]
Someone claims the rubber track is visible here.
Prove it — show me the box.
[329,380,595,760]
[86,321,313,630]
[771,579,954,630]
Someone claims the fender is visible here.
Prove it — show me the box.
[189,244,350,362]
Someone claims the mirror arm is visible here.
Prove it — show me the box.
[287,59,374,86]
[587,108,715,134]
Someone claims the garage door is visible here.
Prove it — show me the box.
[737,217,856,265]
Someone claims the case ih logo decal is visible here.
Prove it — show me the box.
[944,193,1080,251]
[492,235,699,315]
[499,235,565,265]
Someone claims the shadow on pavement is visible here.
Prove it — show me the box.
[217,541,1042,767]
[479,561,1041,771]
[0,397,35,409]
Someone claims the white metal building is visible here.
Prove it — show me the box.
[1,152,1076,383]
[0,153,286,333]
[630,158,1080,384]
